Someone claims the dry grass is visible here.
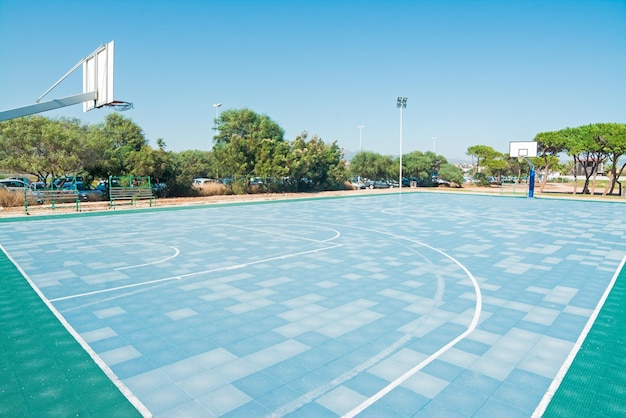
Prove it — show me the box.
[195,182,228,196]
[343,180,355,190]
[0,189,24,207]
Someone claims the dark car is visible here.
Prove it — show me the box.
[95,181,110,198]
[152,182,167,198]
[63,182,106,202]
[366,180,391,189]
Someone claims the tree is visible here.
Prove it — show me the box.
[125,146,172,182]
[213,108,284,147]
[562,125,608,195]
[402,151,428,183]
[0,116,86,182]
[402,151,447,185]
[534,130,567,192]
[286,132,346,191]
[175,150,214,179]
[254,139,290,180]
[530,154,560,187]
[595,123,626,195]
[83,113,149,178]
[438,163,464,186]
[212,109,285,184]
[213,133,259,183]
[466,145,501,178]
[349,151,393,180]
[484,157,509,182]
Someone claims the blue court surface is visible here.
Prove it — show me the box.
[1,192,625,417]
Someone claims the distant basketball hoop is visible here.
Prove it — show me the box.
[509,141,537,198]
[102,100,133,111]
[509,141,537,158]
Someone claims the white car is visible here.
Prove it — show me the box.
[192,178,214,186]
[0,179,44,204]
[0,178,30,191]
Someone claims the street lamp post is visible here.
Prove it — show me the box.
[432,136,438,153]
[212,103,222,133]
[357,125,365,151]
[397,97,407,191]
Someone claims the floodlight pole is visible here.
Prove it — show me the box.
[397,97,407,191]
[357,125,365,151]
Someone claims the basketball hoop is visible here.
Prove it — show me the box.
[103,100,133,111]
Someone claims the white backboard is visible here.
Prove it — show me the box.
[509,141,537,158]
[83,41,114,111]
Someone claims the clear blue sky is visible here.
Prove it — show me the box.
[1,0,625,162]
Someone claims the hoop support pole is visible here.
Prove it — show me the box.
[0,91,96,122]
[526,157,535,198]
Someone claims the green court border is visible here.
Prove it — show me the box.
[542,259,626,417]
[0,249,144,417]
[1,193,624,416]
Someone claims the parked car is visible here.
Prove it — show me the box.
[351,180,366,189]
[152,182,167,198]
[29,182,48,191]
[365,180,391,189]
[192,178,214,186]
[62,182,106,202]
[5,177,31,186]
[95,181,109,198]
[0,179,44,204]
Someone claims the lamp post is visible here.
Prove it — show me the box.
[212,103,222,132]
[357,125,365,151]
[432,136,438,153]
[397,97,407,191]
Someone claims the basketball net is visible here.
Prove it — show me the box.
[103,101,133,111]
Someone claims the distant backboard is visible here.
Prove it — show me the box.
[83,41,114,111]
[509,141,537,158]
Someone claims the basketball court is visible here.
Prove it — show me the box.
[1,192,625,417]
[2,42,625,417]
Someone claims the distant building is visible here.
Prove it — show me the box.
[575,159,604,176]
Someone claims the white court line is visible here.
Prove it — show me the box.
[340,229,483,417]
[269,239,448,417]
[258,219,481,418]
[50,222,341,302]
[0,244,152,417]
[115,245,179,270]
[531,253,626,417]
[48,243,342,302]
[11,212,479,416]
[232,224,341,243]
[76,243,181,271]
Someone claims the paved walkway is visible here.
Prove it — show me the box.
[0,196,626,416]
